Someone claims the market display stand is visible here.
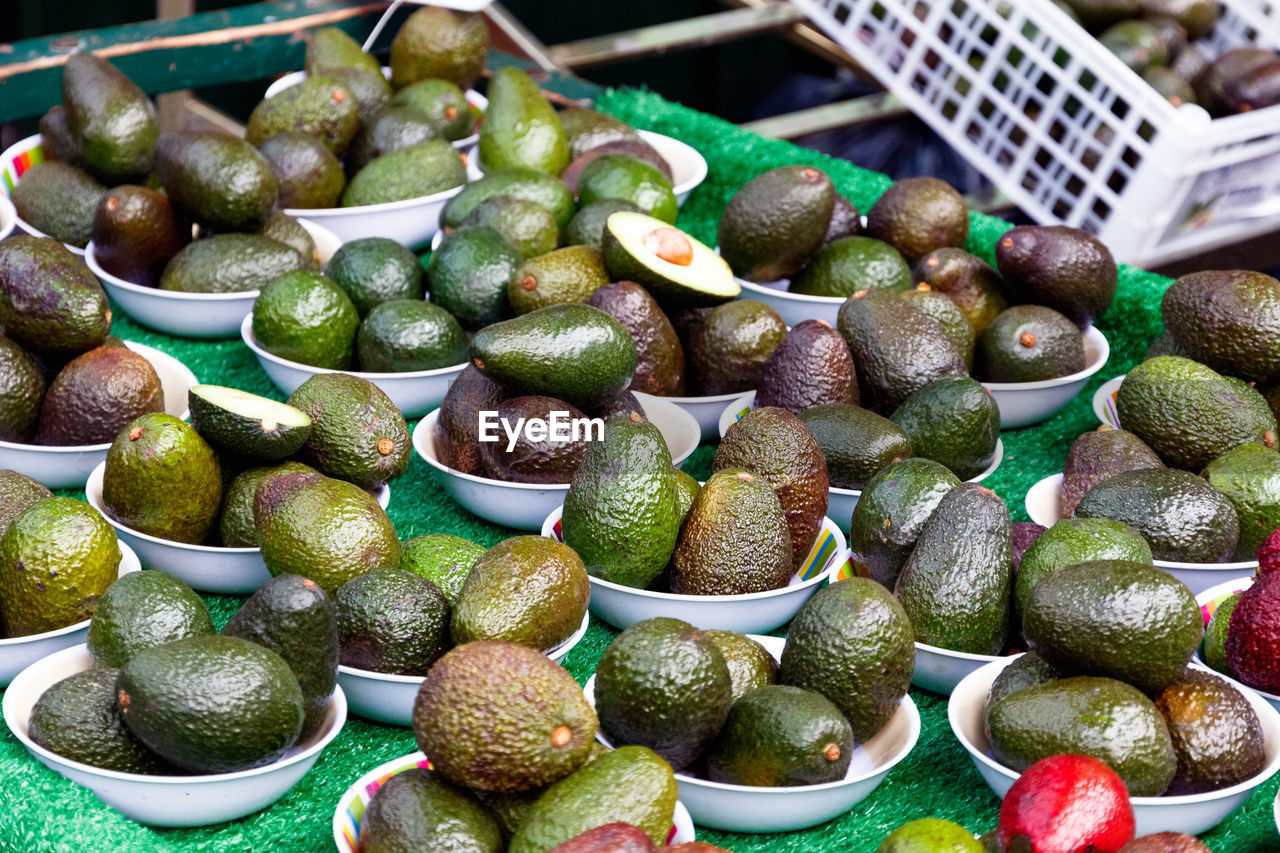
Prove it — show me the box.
[0,23,1275,853]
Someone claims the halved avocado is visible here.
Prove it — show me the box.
[600,211,740,307]
[188,385,312,462]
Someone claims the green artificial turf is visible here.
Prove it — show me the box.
[1,87,1275,852]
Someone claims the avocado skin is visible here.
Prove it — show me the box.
[480,67,569,175]
[594,617,732,771]
[717,166,835,282]
[1203,442,1280,559]
[566,199,641,252]
[559,108,638,160]
[117,634,304,774]
[437,364,507,476]
[442,168,576,231]
[358,768,503,853]
[688,300,786,396]
[508,246,609,315]
[1014,518,1152,618]
[1022,559,1202,693]
[866,176,970,265]
[0,235,111,357]
[996,224,1117,328]
[478,396,590,484]
[588,281,686,396]
[1153,669,1266,794]
[399,533,486,606]
[342,139,465,207]
[779,577,915,741]
[1162,270,1280,384]
[0,470,51,535]
[1194,47,1276,115]
[706,684,852,787]
[357,299,469,372]
[11,161,105,249]
[390,6,489,90]
[704,630,778,702]
[39,105,85,168]
[756,319,858,412]
[895,483,1013,655]
[429,226,522,331]
[847,458,959,588]
[87,570,213,668]
[1060,428,1164,518]
[0,336,45,443]
[903,289,976,371]
[91,184,188,288]
[987,675,1177,796]
[890,376,1000,480]
[62,53,158,184]
[913,248,1009,335]
[984,650,1060,715]
[219,463,315,548]
[288,372,411,488]
[798,404,911,490]
[469,304,638,410]
[1074,468,1240,563]
[837,287,967,412]
[223,573,339,738]
[461,195,560,260]
[978,304,1085,382]
[256,131,345,210]
[154,130,277,232]
[246,75,359,155]
[336,567,449,675]
[1201,593,1237,676]
[161,234,309,294]
[36,346,163,446]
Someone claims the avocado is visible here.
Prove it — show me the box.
[188,385,312,463]
[718,166,835,282]
[1143,0,1218,38]
[1099,20,1169,73]
[902,288,976,370]
[566,199,641,251]
[847,458,961,585]
[780,577,916,741]
[1060,427,1164,518]
[1201,593,1238,676]
[357,299,469,371]
[437,364,507,476]
[427,226,520,329]
[390,6,488,89]
[703,630,778,701]
[86,570,213,666]
[336,567,449,675]
[577,155,677,225]
[509,746,677,853]
[1074,468,1240,562]
[247,75,359,155]
[672,468,795,595]
[895,483,1012,654]
[0,235,111,357]
[90,184,188,287]
[798,404,912,490]
[346,106,442,175]
[1203,442,1280,559]
[594,617,732,770]
[159,233,308,296]
[470,304,638,410]
[1061,0,1139,29]
[253,270,359,369]
[218,462,315,547]
[324,236,425,316]
[11,160,105,248]
[591,390,645,422]
[756,319,858,411]
[1015,518,1152,618]
[838,287,967,412]
[0,337,45,443]
[38,105,84,168]
[35,345,162,447]
[672,468,701,519]
[1023,560,1202,692]
[223,573,338,737]
[1116,356,1277,471]
[791,236,913,298]
[255,470,400,593]
[29,668,174,774]
[978,305,1086,381]
[413,640,598,792]
[1199,49,1277,111]
[286,372,410,488]
[1153,668,1265,794]
[985,650,1061,713]
[479,395,591,484]
[257,214,318,267]
[462,195,560,259]
[688,299,786,395]
[877,819,985,853]
[559,108,639,160]
[914,248,1009,335]
[865,176,969,265]
[392,78,475,141]
[117,634,304,773]
[1223,61,1280,113]
[706,685,852,787]
[540,824,653,853]
[443,168,576,231]
[714,406,830,569]
[154,130,277,231]
[358,768,503,853]
[987,676,1177,796]
[61,53,158,184]
[509,246,610,314]
[1225,571,1280,690]
[1162,270,1280,384]
[602,213,740,308]
[102,414,222,544]
[480,67,569,175]
[890,377,1000,480]
[342,139,466,207]
[399,533,484,605]
[330,66,394,130]
[561,138,673,194]
[0,470,51,534]
[1144,66,1198,107]
[823,193,863,245]
[995,225,1118,328]
[588,281,686,396]
[305,26,382,76]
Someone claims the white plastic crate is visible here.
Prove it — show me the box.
[793,0,1280,265]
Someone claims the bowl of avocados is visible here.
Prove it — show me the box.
[543,508,849,634]
[336,609,590,727]
[87,218,343,340]
[582,634,920,833]
[3,643,348,827]
[332,749,697,852]
[980,325,1110,428]
[1024,473,1258,594]
[83,461,390,595]
[414,393,700,531]
[0,342,198,490]
[949,654,1280,836]
[0,543,140,687]
[1,135,88,257]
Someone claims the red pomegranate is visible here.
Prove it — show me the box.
[997,755,1135,853]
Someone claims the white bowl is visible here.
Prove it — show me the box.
[3,643,347,827]
[337,610,590,726]
[718,392,1003,529]
[1093,375,1125,428]
[1023,472,1258,594]
[0,341,198,490]
[1191,576,1280,715]
[241,313,465,419]
[413,392,700,530]
[332,749,695,853]
[545,506,849,633]
[913,641,1007,696]
[466,129,708,207]
[0,542,140,687]
[981,326,1110,429]
[85,219,343,340]
[584,634,919,833]
[733,276,843,329]
[0,194,16,242]
[949,654,1280,836]
[672,389,757,442]
[264,68,486,151]
[84,461,390,595]
[0,134,87,255]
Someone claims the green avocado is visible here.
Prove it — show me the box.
[336,567,449,675]
[87,570,213,667]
